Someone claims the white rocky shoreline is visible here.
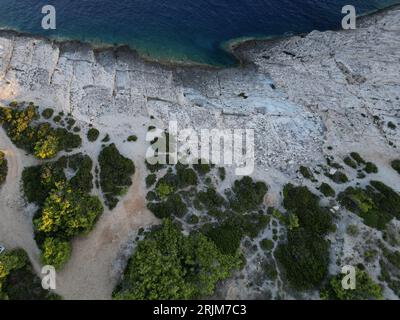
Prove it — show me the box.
[0,5,400,300]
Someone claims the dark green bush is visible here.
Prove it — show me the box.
[1,248,60,300]
[299,166,314,180]
[320,183,336,197]
[338,181,400,230]
[277,184,333,290]
[325,170,348,184]
[276,229,330,290]
[260,239,274,251]
[350,152,365,165]
[218,167,226,181]
[391,159,400,174]
[0,150,7,185]
[198,188,225,212]
[99,143,135,209]
[365,162,378,174]
[87,128,100,142]
[206,222,243,255]
[147,193,187,218]
[344,156,357,169]
[145,174,157,188]
[41,108,54,119]
[229,177,267,213]
[127,135,138,142]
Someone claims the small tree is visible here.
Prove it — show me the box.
[34,135,59,159]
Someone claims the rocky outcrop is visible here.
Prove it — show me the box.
[0,6,399,173]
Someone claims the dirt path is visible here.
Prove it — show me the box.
[55,165,158,299]
[0,128,41,269]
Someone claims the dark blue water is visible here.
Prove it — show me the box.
[0,0,398,66]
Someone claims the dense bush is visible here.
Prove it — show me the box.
[147,193,187,219]
[41,238,72,271]
[320,183,336,197]
[260,239,274,251]
[321,269,383,300]
[325,170,348,184]
[338,181,400,230]
[277,184,333,290]
[34,181,103,239]
[344,156,357,169]
[145,174,157,188]
[41,108,54,119]
[197,187,225,211]
[391,159,400,174]
[0,248,59,300]
[99,143,135,209]
[350,152,365,165]
[228,177,267,213]
[22,153,93,206]
[365,162,378,174]
[0,150,7,185]
[276,229,330,290]
[127,135,137,142]
[299,166,314,180]
[87,128,100,142]
[113,219,241,300]
[22,153,101,270]
[0,105,81,158]
[206,222,243,255]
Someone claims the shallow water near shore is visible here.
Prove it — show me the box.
[0,0,399,66]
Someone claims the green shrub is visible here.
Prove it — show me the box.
[0,151,7,185]
[229,177,267,213]
[99,144,135,209]
[87,128,100,142]
[198,188,225,212]
[34,182,103,239]
[145,174,157,188]
[206,222,243,255]
[102,134,110,142]
[176,164,198,188]
[41,238,72,270]
[325,170,348,184]
[344,156,357,169]
[321,269,383,300]
[350,152,365,165]
[41,108,54,119]
[113,219,241,300]
[320,183,336,197]
[388,121,397,130]
[260,239,274,251]
[338,181,400,230]
[299,166,314,180]
[365,162,378,174]
[147,194,187,219]
[0,248,60,299]
[193,161,211,175]
[276,229,330,290]
[391,160,400,174]
[346,224,359,237]
[218,167,226,181]
[127,135,138,142]
[277,184,333,290]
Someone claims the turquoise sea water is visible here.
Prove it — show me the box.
[0,0,398,66]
